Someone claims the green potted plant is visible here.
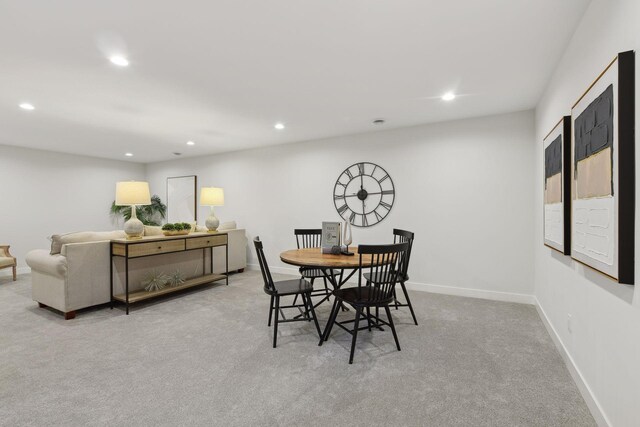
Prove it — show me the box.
[162,223,176,236]
[161,222,191,236]
[110,195,167,226]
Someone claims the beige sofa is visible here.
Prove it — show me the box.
[26,224,247,319]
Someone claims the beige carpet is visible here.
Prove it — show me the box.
[0,271,594,426]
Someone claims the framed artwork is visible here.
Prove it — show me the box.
[167,175,197,223]
[543,116,571,254]
[570,50,635,284]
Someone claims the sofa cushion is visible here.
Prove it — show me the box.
[144,226,163,236]
[50,231,127,255]
[26,250,67,278]
[218,221,237,231]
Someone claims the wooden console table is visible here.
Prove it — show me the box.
[110,232,228,314]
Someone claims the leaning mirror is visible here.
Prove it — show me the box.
[167,175,197,223]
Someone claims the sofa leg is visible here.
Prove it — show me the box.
[64,311,76,320]
[38,302,47,308]
[12,265,16,281]
[237,268,245,273]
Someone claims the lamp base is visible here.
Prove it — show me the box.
[205,214,220,233]
[124,217,144,240]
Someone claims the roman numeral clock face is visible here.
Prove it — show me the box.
[333,162,395,227]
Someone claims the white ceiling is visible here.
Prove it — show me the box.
[0,0,590,163]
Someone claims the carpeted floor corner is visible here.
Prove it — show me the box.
[0,271,595,426]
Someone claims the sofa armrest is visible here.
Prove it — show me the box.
[0,245,15,260]
[26,249,67,278]
[213,229,247,273]
[60,241,112,310]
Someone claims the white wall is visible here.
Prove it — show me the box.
[146,110,535,299]
[0,145,145,270]
[534,0,640,425]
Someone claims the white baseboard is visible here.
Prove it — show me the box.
[0,266,29,277]
[534,299,609,427]
[404,281,535,305]
[247,263,534,305]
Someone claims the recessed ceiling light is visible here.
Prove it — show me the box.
[125,153,133,157]
[442,92,456,101]
[372,119,385,125]
[274,123,285,130]
[19,103,35,110]
[186,141,195,146]
[109,56,129,67]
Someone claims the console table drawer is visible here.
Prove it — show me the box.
[186,235,227,250]
[128,240,186,258]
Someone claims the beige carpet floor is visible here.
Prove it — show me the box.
[0,271,594,426]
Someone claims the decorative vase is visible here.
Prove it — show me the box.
[342,220,352,248]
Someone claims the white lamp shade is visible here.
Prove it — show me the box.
[200,187,224,206]
[115,181,151,206]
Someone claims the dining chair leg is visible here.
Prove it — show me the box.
[400,281,418,325]
[296,277,314,307]
[273,296,280,348]
[349,307,362,364]
[299,293,312,322]
[320,298,340,345]
[366,307,372,332]
[268,295,274,326]
[384,305,401,351]
[304,293,322,339]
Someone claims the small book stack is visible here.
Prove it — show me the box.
[321,222,341,254]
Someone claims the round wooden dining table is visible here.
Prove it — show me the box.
[280,246,378,285]
[280,246,372,270]
[280,246,372,308]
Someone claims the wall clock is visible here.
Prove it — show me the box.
[333,162,395,227]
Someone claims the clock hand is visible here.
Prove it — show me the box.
[346,191,389,198]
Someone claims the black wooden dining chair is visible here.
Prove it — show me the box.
[364,229,418,325]
[294,229,337,301]
[319,242,410,364]
[254,237,322,348]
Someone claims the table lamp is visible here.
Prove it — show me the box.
[116,181,151,240]
[200,187,224,233]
